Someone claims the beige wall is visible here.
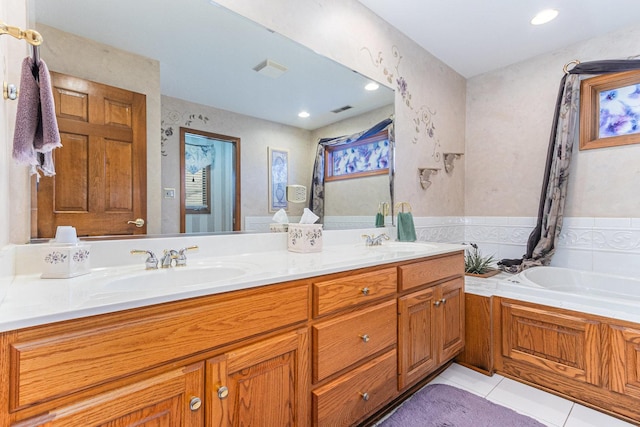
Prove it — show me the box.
[466,24,640,218]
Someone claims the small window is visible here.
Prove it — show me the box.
[324,130,389,181]
[185,166,211,214]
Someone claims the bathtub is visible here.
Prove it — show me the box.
[492,266,640,324]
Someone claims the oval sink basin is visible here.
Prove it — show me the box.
[105,265,249,292]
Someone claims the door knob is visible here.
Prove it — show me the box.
[127,218,145,227]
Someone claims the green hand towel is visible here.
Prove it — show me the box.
[375,212,384,227]
[397,212,417,242]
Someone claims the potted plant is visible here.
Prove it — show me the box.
[464,243,500,278]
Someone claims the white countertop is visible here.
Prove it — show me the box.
[0,232,464,332]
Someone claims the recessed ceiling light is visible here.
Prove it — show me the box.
[298,111,310,118]
[531,9,559,25]
[365,82,380,91]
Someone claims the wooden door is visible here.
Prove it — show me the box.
[439,278,465,362]
[206,330,309,427]
[398,286,437,389]
[12,363,204,427]
[36,72,147,238]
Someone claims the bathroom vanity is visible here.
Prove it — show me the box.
[0,238,464,426]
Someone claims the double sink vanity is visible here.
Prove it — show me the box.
[0,229,466,426]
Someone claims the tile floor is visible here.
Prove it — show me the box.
[425,363,635,427]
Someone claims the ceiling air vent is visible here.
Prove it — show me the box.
[253,59,287,79]
[331,105,353,114]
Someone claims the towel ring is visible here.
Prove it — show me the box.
[394,202,412,213]
[563,59,580,75]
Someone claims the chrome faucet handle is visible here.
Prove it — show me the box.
[160,249,179,268]
[373,233,390,245]
[175,245,199,267]
[361,234,375,246]
[130,249,158,270]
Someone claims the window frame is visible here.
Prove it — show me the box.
[185,164,211,215]
[324,129,390,182]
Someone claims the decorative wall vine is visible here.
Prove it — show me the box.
[160,111,210,157]
[361,45,440,162]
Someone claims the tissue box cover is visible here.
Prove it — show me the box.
[287,224,323,253]
[41,244,91,279]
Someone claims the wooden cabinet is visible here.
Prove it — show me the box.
[610,324,640,400]
[499,300,601,386]
[312,350,397,427]
[456,293,493,374]
[13,363,205,427]
[398,277,464,389]
[0,251,466,427]
[493,298,640,423]
[206,329,308,427]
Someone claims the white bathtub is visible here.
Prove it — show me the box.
[493,266,640,324]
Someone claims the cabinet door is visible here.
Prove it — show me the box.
[610,324,640,399]
[13,363,204,427]
[439,278,465,362]
[501,301,601,386]
[398,286,437,389]
[207,329,309,427]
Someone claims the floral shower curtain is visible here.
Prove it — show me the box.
[309,118,393,223]
[517,59,640,270]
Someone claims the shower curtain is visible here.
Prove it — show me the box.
[518,59,640,270]
[309,118,393,222]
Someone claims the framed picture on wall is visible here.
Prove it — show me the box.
[580,69,640,150]
[268,147,289,212]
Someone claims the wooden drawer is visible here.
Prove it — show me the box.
[313,350,397,427]
[313,300,396,382]
[398,253,463,291]
[312,267,396,317]
[8,283,308,411]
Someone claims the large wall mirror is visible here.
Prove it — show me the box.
[30,0,394,238]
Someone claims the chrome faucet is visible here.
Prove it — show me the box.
[130,249,159,270]
[161,245,199,268]
[175,245,199,267]
[362,233,390,247]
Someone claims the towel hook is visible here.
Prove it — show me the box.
[394,202,412,213]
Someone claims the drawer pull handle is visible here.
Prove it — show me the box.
[361,287,370,296]
[217,385,229,399]
[360,392,370,401]
[360,334,370,343]
[434,300,441,307]
[189,397,202,411]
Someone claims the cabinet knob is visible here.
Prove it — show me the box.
[434,300,441,307]
[361,287,370,296]
[441,298,447,305]
[217,385,229,399]
[360,334,370,343]
[359,392,370,401]
[189,397,202,411]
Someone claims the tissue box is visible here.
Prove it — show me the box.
[41,244,91,279]
[269,223,289,233]
[287,224,323,253]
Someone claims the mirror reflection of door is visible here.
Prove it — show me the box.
[36,72,147,238]
[180,128,240,233]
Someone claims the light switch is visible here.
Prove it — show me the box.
[163,188,175,199]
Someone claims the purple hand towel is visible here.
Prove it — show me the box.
[12,57,62,176]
